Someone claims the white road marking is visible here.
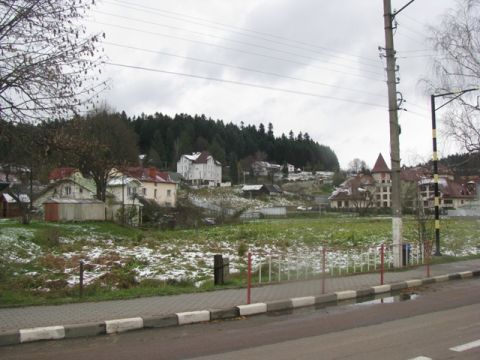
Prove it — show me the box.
[408,356,432,360]
[450,339,480,352]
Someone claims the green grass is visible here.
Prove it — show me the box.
[0,216,479,307]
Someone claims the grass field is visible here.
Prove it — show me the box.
[1,215,479,306]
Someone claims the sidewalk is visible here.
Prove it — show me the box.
[1,259,479,334]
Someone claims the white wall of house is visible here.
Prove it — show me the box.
[177,154,221,186]
[141,181,177,207]
[33,180,95,212]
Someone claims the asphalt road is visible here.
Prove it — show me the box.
[1,278,479,360]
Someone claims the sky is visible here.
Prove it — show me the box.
[88,0,457,169]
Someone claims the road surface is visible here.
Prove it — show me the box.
[1,278,479,359]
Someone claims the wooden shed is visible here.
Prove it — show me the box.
[1,193,30,218]
[43,198,105,222]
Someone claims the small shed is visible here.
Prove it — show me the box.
[241,184,283,197]
[43,198,105,222]
[1,193,30,218]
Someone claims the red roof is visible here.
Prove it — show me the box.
[371,153,390,173]
[193,151,211,164]
[48,167,78,181]
[122,167,174,184]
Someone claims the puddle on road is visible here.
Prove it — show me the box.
[266,291,420,317]
[352,292,420,306]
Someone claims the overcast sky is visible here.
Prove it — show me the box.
[89,0,456,169]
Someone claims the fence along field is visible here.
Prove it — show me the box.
[0,216,478,305]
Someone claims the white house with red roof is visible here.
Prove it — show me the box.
[176,151,222,186]
[121,167,177,207]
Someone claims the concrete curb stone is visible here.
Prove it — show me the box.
[237,303,267,316]
[266,300,293,312]
[64,323,106,338]
[142,314,178,328]
[1,268,479,347]
[210,307,239,321]
[314,293,337,305]
[390,281,408,291]
[421,277,436,285]
[291,296,315,308]
[177,311,210,325]
[0,331,19,347]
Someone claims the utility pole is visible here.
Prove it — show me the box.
[430,87,478,256]
[383,0,403,267]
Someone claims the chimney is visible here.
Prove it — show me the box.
[149,167,156,179]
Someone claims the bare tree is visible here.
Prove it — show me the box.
[65,111,140,202]
[348,158,368,174]
[0,0,106,123]
[429,0,480,153]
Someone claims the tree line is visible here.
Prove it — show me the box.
[129,112,339,176]
[0,110,339,190]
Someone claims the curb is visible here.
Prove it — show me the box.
[1,269,478,347]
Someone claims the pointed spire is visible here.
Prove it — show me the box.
[372,153,390,173]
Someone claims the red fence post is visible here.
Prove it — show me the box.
[380,244,384,285]
[322,246,326,294]
[79,260,84,298]
[247,252,252,304]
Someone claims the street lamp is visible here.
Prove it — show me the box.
[430,87,478,256]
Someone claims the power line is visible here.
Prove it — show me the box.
[95,9,384,75]
[103,41,387,99]
[94,21,386,82]
[103,61,388,108]
[104,0,381,65]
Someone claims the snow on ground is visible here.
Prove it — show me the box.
[0,227,42,264]
[1,217,479,288]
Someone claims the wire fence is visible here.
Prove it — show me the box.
[245,242,432,303]
[250,243,427,284]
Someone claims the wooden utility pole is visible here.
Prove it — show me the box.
[383,0,402,267]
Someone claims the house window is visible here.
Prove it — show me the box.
[142,188,146,196]
[383,194,388,200]
[79,188,83,194]
[65,186,72,196]
[167,189,171,197]
[154,189,157,198]
[383,201,388,207]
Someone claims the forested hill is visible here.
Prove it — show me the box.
[128,112,340,172]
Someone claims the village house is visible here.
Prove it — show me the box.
[251,161,282,177]
[329,153,477,211]
[106,176,143,225]
[177,151,222,187]
[38,167,144,224]
[121,167,177,207]
[241,184,283,197]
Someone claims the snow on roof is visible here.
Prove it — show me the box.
[241,185,264,191]
[43,198,104,204]
[184,152,202,161]
[2,193,30,203]
[107,177,141,186]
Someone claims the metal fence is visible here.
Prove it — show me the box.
[250,243,426,285]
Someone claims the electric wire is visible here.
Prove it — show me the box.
[95,9,384,75]
[97,11,379,75]
[103,41,387,99]
[103,0,381,65]
[103,61,388,109]
[94,21,386,82]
